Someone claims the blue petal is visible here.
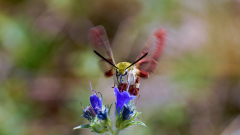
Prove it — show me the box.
[114,87,135,115]
[98,97,103,110]
[97,109,108,120]
[90,94,102,114]
[114,87,123,111]
[122,91,135,105]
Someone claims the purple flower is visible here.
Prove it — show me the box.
[89,81,103,114]
[90,92,103,114]
[114,87,135,115]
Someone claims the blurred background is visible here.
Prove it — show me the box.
[0,0,240,135]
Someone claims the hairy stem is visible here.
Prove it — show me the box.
[113,128,119,135]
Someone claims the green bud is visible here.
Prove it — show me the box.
[90,121,106,134]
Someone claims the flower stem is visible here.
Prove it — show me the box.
[109,127,114,134]
[107,127,119,135]
[113,128,119,135]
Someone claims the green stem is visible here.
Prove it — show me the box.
[105,118,114,135]
[113,128,119,135]
[107,127,119,135]
[109,127,114,134]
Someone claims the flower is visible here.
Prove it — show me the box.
[81,106,95,121]
[122,105,133,120]
[90,93,103,114]
[97,108,108,120]
[74,81,146,134]
[114,87,135,115]
[88,81,110,121]
[89,81,103,114]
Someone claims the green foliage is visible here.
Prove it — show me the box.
[116,109,144,131]
[107,104,113,116]
[90,121,107,134]
[73,124,90,130]
[158,104,187,129]
[121,121,146,130]
[172,53,213,93]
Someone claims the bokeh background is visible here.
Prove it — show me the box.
[0,0,240,135]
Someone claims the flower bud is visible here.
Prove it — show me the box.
[90,122,106,134]
[81,106,95,121]
[97,108,108,120]
[122,105,133,120]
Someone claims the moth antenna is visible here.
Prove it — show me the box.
[93,50,118,69]
[126,52,148,69]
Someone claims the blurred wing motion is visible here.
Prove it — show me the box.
[136,28,166,77]
[88,26,115,77]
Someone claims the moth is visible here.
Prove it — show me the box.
[89,26,166,95]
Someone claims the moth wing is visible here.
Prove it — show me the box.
[136,28,166,76]
[89,25,115,77]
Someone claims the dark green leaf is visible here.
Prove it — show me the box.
[108,104,113,116]
[73,124,90,130]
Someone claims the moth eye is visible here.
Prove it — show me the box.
[116,70,119,76]
[124,70,128,75]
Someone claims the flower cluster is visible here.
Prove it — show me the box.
[73,81,145,135]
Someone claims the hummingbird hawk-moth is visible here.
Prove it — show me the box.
[89,26,166,95]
